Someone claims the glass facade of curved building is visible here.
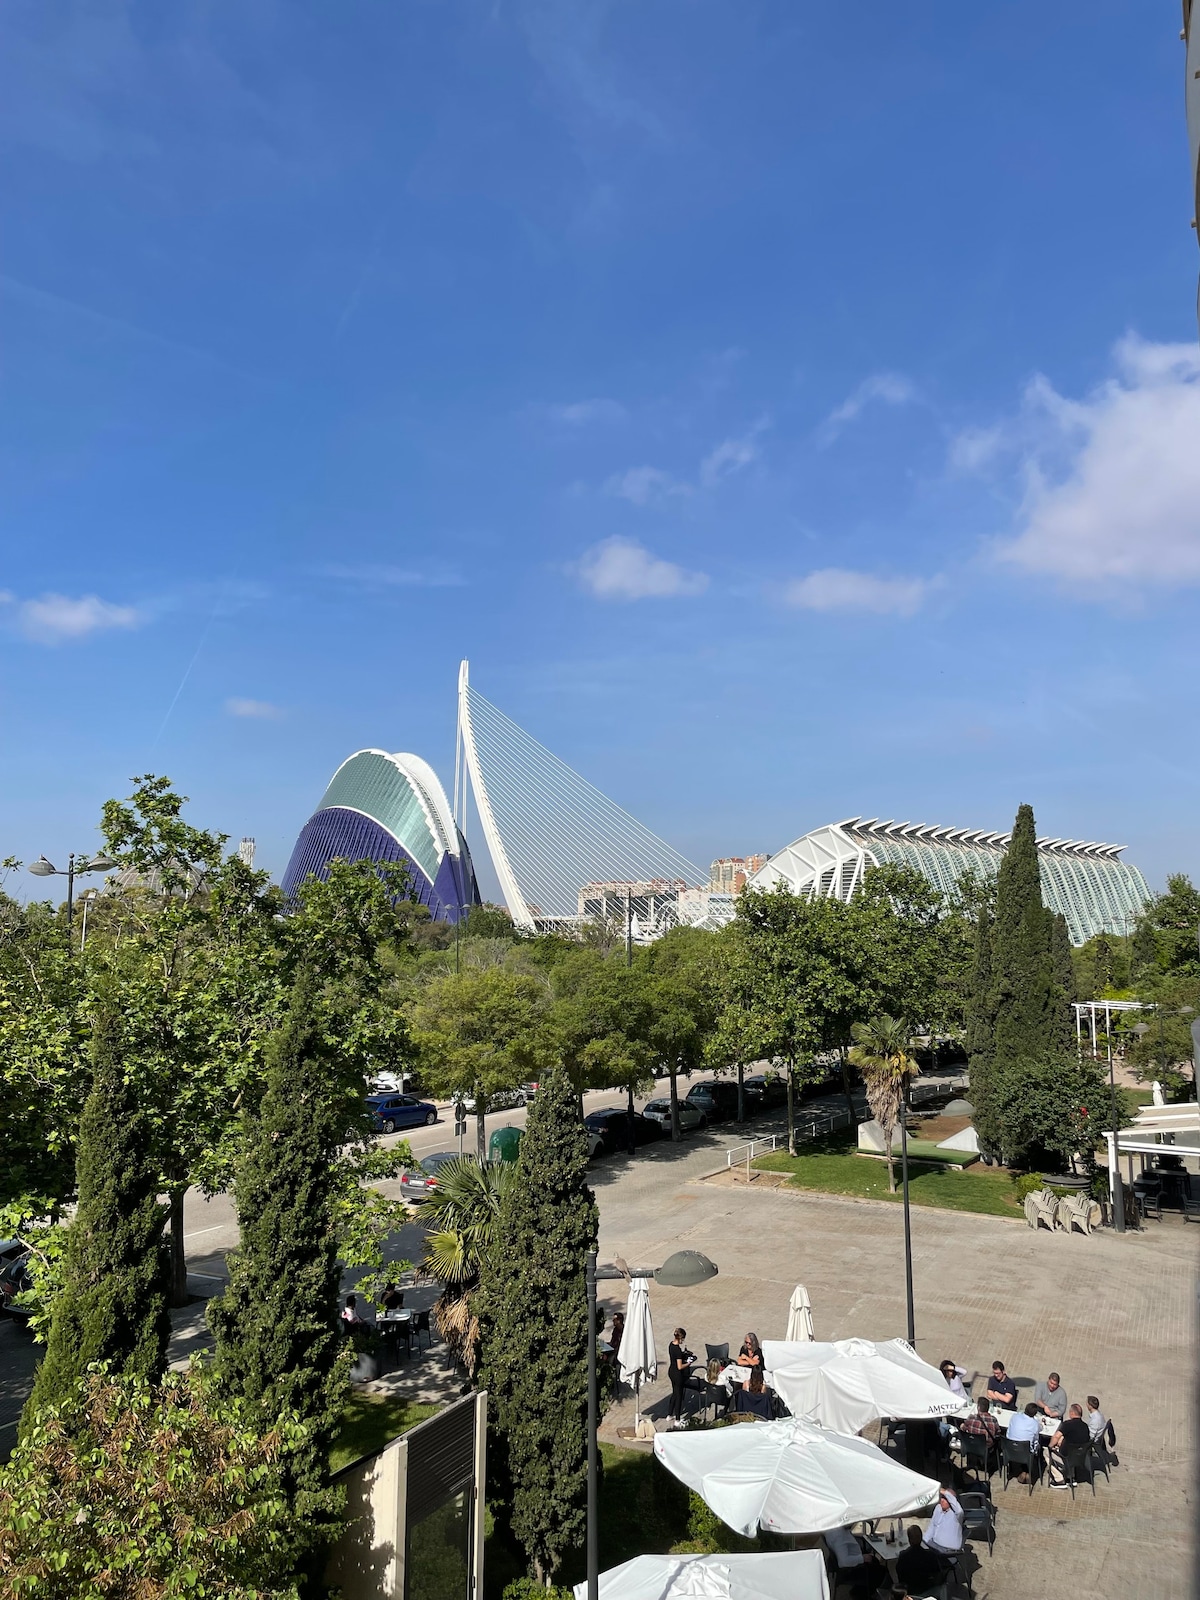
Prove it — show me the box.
[749,816,1150,945]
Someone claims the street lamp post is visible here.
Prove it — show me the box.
[899,1084,915,1345]
[28,853,116,948]
[585,1248,718,1600]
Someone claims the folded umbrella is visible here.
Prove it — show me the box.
[653,1416,940,1537]
[785,1285,814,1343]
[618,1277,657,1427]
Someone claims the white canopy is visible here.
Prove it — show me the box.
[573,1552,830,1600]
[653,1417,940,1537]
[785,1285,814,1343]
[761,1337,959,1436]
[618,1277,656,1426]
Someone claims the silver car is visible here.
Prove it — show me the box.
[642,1097,707,1133]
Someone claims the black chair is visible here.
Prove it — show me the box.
[700,1380,729,1423]
[958,1490,995,1559]
[1061,1444,1095,1499]
[705,1342,730,1365]
[882,1420,907,1461]
[957,1431,994,1485]
[1000,1437,1036,1494]
[413,1308,432,1350]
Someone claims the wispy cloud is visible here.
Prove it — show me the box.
[2,591,142,644]
[819,372,918,444]
[315,563,466,589]
[605,466,693,507]
[784,568,929,616]
[699,418,768,488]
[577,537,708,601]
[542,398,627,425]
[225,697,282,720]
[953,335,1200,589]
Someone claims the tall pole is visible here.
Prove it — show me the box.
[586,1248,599,1600]
[65,853,76,948]
[625,890,632,968]
[900,1084,915,1345]
[1107,1017,1125,1232]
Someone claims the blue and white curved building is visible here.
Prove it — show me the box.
[282,749,479,923]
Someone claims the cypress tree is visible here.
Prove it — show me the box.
[965,909,999,1157]
[1048,911,1075,1056]
[24,1007,170,1425]
[990,804,1054,1064]
[208,967,351,1573]
[478,1069,598,1584]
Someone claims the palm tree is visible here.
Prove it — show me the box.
[848,1015,920,1194]
[414,1156,514,1376]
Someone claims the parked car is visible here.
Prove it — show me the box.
[0,1240,33,1326]
[684,1080,743,1123]
[642,1097,707,1133]
[454,1086,528,1115]
[744,1073,788,1109]
[583,1108,666,1156]
[398,1150,464,1200]
[368,1092,439,1133]
[369,1071,414,1094]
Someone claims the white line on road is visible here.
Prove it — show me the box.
[183,1224,231,1240]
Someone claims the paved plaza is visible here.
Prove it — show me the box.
[593,1144,1197,1600]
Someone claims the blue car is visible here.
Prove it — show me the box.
[368,1093,439,1134]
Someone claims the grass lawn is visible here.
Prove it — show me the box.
[754,1131,1023,1219]
[331,1392,441,1474]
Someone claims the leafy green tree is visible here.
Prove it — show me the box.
[478,1069,597,1584]
[635,928,722,1137]
[1048,911,1075,1055]
[415,1156,515,1377]
[848,1016,919,1194]
[550,948,654,1145]
[989,804,1055,1065]
[964,910,998,1156]
[0,1365,302,1600]
[208,968,356,1580]
[24,1008,170,1426]
[411,966,551,1157]
[991,1053,1109,1172]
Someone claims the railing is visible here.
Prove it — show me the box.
[726,1134,783,1182]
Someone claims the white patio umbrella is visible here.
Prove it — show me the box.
[573,1551,830,1600]
[654,1416,940,1537]
[785,1285,814,1342]
[761,1337,960,1436]
[618,1277,657,1427]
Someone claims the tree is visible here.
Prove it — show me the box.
[415,1156,515,1377]
[208,968,355,1580]
[0,1365,302,1600]
[990,804,1055,1065]
[964,910,998,1157]
[411,967,551,1158]
[477,1070,597,1584]
[550,949,654,1148]
[24,1008,169,1426]
[1048,911,1075,1055]
[991,1054,1109,1172]
[636,929,722,1139]
[848,1017,919,1194]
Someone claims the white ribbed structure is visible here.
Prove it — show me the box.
[455,661,705,930]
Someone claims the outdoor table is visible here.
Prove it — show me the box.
[863,1531,906,1570]
[719,1364,755,1388]
[991,1406,1059,1440]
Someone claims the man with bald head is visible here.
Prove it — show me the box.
[1047,1403,1092,1487]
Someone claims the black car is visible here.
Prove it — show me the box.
[744,1073,789,1109]
[583,1109,666,1156]
[684,1081,743,1122]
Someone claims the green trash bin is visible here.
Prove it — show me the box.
[489,1125,523,1165]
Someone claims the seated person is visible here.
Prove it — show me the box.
[959,1396,1000,1447]
[1085,1394,1107,1442]
[736,1332,763,1372]
[824,1526,890,1595]
[1047,1404,1093,1488]
[1033,1372,1068,1419]
[896,1525,947,1594]
[938,1358,969,1399]
[923,1488,963,1559]
[1005,1403,1042,1483]
[730,1368,773,1419]
[380,1286,405,1313]
[984,1360,1018,1409]
[340,1293,364,1328]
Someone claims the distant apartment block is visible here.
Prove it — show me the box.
[709,855,769,895]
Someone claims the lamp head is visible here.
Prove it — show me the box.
[28,857,57,877]
[83,854,117,873]
[653,1250,718,1288]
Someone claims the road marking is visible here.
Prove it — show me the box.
[184,1224,230,1239]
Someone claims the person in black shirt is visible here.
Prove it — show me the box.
[1048,1403,1092,1487]
[896,1525,946,1594]
[983,1360,1018,1408]
[668,1327,695,1423]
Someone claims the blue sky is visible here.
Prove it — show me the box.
[2,0,1198,903]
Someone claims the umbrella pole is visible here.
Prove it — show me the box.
[634,1372,641,1428]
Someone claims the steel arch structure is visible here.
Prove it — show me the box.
[455,660,705,930]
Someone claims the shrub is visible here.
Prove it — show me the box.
[1011,1174,1044,1204]
[502,1580,574,1600]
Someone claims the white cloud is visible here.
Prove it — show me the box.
[820,372,917,443]
[577,537,708,601]
[605,466,692,506]
[784,568,928,616]
[13,592,141,644]
[699,418,768,488]
[972,335,1200,586]
[544,398,626,425]
[225,697,282,720]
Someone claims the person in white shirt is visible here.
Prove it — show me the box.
[923,1488,963,1558]
[1086,1395,1107,1442]
[1005,1402,1042,1484]
[938,1358,968,1399]
[823,1526,863,1572]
